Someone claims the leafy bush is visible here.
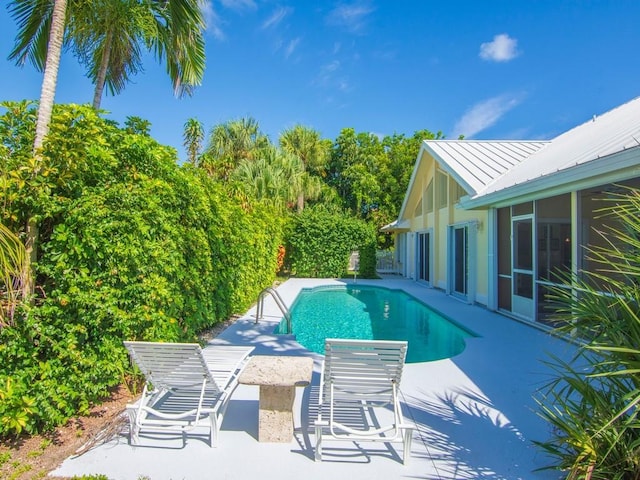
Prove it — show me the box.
[0,102,283,435]
[285,207,376,278]
[535,188,640,480]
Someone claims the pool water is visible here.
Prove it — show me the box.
[277,285,476,363]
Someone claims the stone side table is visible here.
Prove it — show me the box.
[238,355,314,443]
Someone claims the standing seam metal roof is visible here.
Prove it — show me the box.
[422,140,549,195]
[477,97,640,198]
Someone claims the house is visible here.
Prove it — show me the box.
[385,97,640,326]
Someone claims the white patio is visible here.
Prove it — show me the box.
[52,278,573,480]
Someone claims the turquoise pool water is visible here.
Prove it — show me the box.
[278,285,476,363]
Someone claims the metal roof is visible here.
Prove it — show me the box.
[476,96,640,199]
[422,140,548,195]
[395,96,640,222]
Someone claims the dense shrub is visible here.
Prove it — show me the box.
[0,102,283,435]
[357,240,377,278]
[285,208,376,278]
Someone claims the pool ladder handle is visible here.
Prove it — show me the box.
[255,287,292,334]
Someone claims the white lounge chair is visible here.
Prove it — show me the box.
[314,338,414,464]
[123,341,254,447]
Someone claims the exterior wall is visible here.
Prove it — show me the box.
[394,135,640,325]
[404,150,434,281]
[398,150,490,306]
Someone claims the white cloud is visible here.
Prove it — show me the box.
[284,37,301,59]
[326,2,374,34]
[262,6,292,29]
[453,94,523,138]
[200,1,225,40]
[219,0,257,11]
[479,33,520,62]
[315,60,341,86]
[313,60,351,93]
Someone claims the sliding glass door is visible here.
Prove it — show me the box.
[417,231,432,284]
[450,225,468,299]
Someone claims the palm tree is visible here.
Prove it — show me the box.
[8,0,68,153]
[8,0,206,111]
[71,0,151,109]
[7,0,205,291]
[279,125,329,212]
[202,117,270,180]
[71,0,206,109]
[183,117,204,165]
[232,155,287,211]
[7,0,67,291]
[232,147,323,212]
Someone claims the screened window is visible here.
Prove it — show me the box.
[425,180,434,213]
[513,201,533,216]
[414,197,422,217]
[436,171,448,209]
[453,182,466,203]
[536,193,571,283]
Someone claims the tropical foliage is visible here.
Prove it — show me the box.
[535,188,640,480]
[327,128,444,247]
[0,102,284,435]
[197,117,436,245]
[279,125,330,211]
[0,223,28,327]
[201,117,270,180]
[183,117,204,165]
[3,0,443,444]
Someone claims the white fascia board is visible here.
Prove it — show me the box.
[460,147,640,209]
[397,142,429,221]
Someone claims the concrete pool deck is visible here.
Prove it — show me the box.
[52,277,573,480]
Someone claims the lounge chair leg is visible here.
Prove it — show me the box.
[127,409,139,446]
[314,424,323,462]
[402,428,413,465]
[210,415,220,448]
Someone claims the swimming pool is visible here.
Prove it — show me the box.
[277,284,476,363]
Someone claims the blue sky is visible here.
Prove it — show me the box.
[1,1,639,162]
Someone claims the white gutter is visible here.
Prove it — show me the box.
[460,147,640,209]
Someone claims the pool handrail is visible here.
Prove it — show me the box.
[255,287,292,334]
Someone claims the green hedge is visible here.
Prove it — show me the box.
[285,208,377,278]
[0,102,283,435]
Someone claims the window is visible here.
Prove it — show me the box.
[436,171,448,209]
[414,197,422,217]
[453,182,466,203]
[536,194,571,283]
[425,180,434,213]
[513,201,533,216]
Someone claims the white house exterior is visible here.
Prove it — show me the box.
[387,97,640,326]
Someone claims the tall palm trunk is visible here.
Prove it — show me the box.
[92,28,113,109]
[28,0,68,294]
[33,0,67,152]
